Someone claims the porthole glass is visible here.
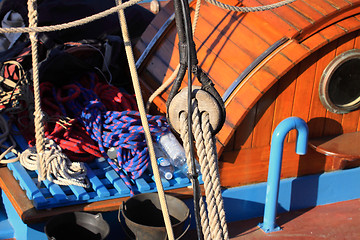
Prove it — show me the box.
[319,49,360,114]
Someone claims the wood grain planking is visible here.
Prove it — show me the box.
[237,11,284,45]
[307,42,336,138]
[216,98,249,147]
[251,84,278,147]
[320,24,347,42]
[233,104,257,150]
[219,142,330,187]
[301,32,329,51]
[256,0,314,30]
[289,0,325,23]
[289,54,318,141]
[272,65,299,142]
[138,5,172,49]
[242,0,300,37]
[325,0,351,9]
[301,0,339,15]
[336,16,360,33]
[194,11,258,76]
[197,2,273,58]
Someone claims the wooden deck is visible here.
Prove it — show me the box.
[184,198,360,239]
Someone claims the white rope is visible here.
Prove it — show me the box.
[179,99,228,240]
[20,139,89,187]
[115,0,175,239]
[0,0,143,34]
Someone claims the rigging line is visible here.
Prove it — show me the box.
[115,0,175,239]
[206,0,296,12]
[0,0,143,34]
[179,0,203,239]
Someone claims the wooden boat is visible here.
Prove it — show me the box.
[1,0,360,239]
[136,0,360,187]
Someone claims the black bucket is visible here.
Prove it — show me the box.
[44,212,110,240]
[119,193,190,240]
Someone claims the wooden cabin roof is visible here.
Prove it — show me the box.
[135,0,360,155]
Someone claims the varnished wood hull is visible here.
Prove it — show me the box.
[135,0,360,188]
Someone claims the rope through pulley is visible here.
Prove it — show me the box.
[167,0,227,239]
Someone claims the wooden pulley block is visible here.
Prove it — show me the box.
[168,87,223,134]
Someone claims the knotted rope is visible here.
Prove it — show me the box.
[20,138,89,187]
[180,99,228,240]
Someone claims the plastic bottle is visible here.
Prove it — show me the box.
[157,131,201,176]
[152,142,174,180]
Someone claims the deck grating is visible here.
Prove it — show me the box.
[4,123,202,210]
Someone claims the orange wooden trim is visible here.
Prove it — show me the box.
[296,2,360,41]
[216,13,360,151]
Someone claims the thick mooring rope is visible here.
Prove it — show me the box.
[179,99,229,240]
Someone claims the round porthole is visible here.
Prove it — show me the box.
[319,49,360,114]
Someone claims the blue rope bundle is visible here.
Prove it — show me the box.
[58,82,169,194]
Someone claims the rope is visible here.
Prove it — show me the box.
[205,0,296,12]
[40,81,102,162]
[145,0,202,113]
[0,0,143,34]
[0,115,19,164]
[27,0,47,182]
[179,99,228,240]
[20,138,89,187]
[115,0,175,238]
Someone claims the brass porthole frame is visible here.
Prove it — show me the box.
[319,49,360,114]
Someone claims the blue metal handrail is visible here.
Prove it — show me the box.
[259,116,309,233]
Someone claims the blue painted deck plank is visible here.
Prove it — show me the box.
[27,170,68,203]
[173,170,190,185]
[135,177,151,191]
[68,184,90,201]
[3,115,203,209]
[151,175,171,188]
[105,170,131,195]
[85,165,111,198]
[7,162,47,207]
[41,179,68,203]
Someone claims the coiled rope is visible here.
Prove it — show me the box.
[20,138,89,187]
[179,99,228,240]
[53,82,168,194]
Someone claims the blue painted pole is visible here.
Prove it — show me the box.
[259,117,309,233]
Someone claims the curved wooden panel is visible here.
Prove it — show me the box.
[135,0,360,187]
